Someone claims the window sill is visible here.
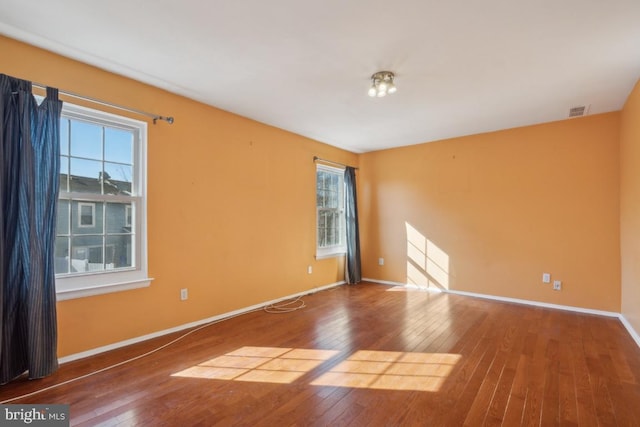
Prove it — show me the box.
[315,252,346,260]
[56,273,153,301]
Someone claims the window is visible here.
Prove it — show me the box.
[78,202,95,227]
[316,164,346,258]
[54,103,151,300]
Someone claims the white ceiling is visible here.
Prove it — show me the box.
[1,0,639,153]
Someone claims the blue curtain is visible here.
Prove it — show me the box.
[0,74,62,384]
[344,167,361,284]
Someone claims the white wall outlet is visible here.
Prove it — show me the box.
[542,273,551,283]
[378,258,385,266]
[180,288,188,300]
[553,280,562,291]
[307,265,313,274]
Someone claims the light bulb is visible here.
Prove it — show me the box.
[387,83,397,94]
[368,86,377,97]
[377,89,386,97]
[378,82,388,92]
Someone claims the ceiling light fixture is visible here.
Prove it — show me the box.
[368,71,397,98]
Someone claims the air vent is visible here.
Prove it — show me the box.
[569,105,590,118]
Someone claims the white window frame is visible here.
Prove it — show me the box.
[77,202,95,228]
[316,164,346,259]
[55,103,152,301]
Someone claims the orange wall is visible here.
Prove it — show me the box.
[2,34,632,357]
[359,114,621,312]
[1,36,357,357]
[621,79,640,332]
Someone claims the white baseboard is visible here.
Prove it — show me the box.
[364,277,618,316]
[58,281,346,364]
[362,278,407,287]
[447,288,620,318]
[362,278,443,293]
[619,315,640,348]
[364,278,640,349]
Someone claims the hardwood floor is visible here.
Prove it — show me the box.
[1,282,640,426]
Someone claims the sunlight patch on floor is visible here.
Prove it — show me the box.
[172,346,461,392]
[172,346,339,384]
[310,350,461,392]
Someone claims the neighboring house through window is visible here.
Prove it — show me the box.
[316,164,346,258]
[54,102,151,300]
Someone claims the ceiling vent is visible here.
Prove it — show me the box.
[569,105,590,118]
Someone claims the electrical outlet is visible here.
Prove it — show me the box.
[378,258,384,266]
[180,288,188,300]
[542,273,551,283]
[307,265,313,274]
[553,280,562,291]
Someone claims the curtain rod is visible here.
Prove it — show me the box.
[313,156,358,170]
[32,82,174,125]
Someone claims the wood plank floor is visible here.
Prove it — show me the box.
[1,282,640,426]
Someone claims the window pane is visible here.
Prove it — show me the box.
[106,202,132,233]
[326,229,334,247]
[59,156,69,192]
[73,201,103,234]
[317,205,343,248]
[71,235,104,272]
[70,120,102,160]
[326,211,334,231]
[334,222,342,245]
[334,221,341,246]
[105,128,133,164]
[54,237,69,274]
[60,118,69,156]
[70,158,102,193]
[317,172,325,190]
[319,228,326,247]
[107,235,132,268]
[57,199,70,235]
[103,162,132,195]
[318,210,326,228]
